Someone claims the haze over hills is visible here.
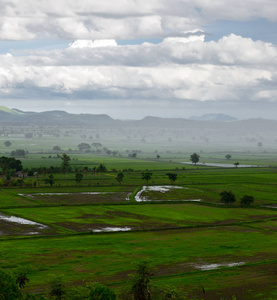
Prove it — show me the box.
[1,106,277,153]
[0,106,266,125]
[0,106,277,143]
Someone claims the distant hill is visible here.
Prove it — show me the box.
[189,114,237,121]
[0,107,277,139]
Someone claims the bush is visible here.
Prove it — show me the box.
[220,191,236,205]
[240,195,254,207]
[0,268,22,300]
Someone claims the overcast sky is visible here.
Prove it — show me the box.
[0,0,277,120]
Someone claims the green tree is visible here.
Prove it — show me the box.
[96,164,107,173]
[60,154,71,173]
[4,140,12,147]
[91,143,102,151]
[225,154,232,160]
[234,162,239,167]
[0,268,22,300]
[16,270,30,290]
[10,149,26,158]
[77,143,91,152]
[0,156,23,175]
[190,153,200,165]
[88,282,116,300]
[141,172,153,185]
[45,174,55,187]
[129,262,154,300]
[53,146,61,151]
[240,195,254,207]
[166,173,177,182]
[49,277,66,300]
[75,173,83,184]
[220,191,236,205]
[116,172,124,184]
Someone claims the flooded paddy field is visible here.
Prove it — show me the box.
[1,162,277,298]
[1,225,277,299]
[19,191,131,204]
[2,203,277,236]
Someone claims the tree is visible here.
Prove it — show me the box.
[45,174,55,187]
[11,149,26,158]
[220,191,236,205]
[91,143,102,151]
[16,270,30,289]
[4,140,12,147]
[96,164,107,173]
[141,172,152,185]
[0,268,22,300]
[234,162,239,168]
[166,173,177,182]
[190,153,200,165]
[60,153,71,173]
[240,195,254,207]
[0,156,23,172]
[116,172,124,184]
[129,262,154,300]
[75,173,83,184]
[49,277,66,300]
[53,146,61,152]
[88,282,116,300]
[225,154,232,160]
[77,143,91,152]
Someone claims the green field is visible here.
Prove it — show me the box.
[1,152,277,299]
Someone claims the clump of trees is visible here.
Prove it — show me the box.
[0,262,191,300]
[11,149,26,158]
[220,191,254,207]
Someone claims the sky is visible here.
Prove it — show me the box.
[0,0,277,120]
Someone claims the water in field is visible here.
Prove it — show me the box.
[181,162,262,168]
[135,185,201,202]
[92,227,131,233]
[193,262,245,270]
[0,213,47,228]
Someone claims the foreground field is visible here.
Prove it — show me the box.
[1,155,277,299]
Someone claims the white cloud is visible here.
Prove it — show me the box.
[0,34,276,107]
[69,39,117,48]
[0,0,276,40]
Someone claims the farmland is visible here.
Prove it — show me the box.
[1,140,277,298]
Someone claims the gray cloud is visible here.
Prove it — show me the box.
[0,34,276,106]
[0,0,276,40]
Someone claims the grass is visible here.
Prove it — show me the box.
[1,226,277,298]
[1,153,277,298]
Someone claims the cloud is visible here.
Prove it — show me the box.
[69,39,117,48]
[0,0,276,40]
[0,34,276,107]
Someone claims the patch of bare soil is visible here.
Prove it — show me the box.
[0,219,57,236]
[189,262,277,300]
[29,192,129,204]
